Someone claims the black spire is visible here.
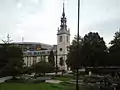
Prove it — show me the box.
[62,2,65,17]
[60,1,67,30]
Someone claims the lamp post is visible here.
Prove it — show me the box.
[76,0,80,90]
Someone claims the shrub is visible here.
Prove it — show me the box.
[5,78,26,83]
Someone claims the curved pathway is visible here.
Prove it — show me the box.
[0,76,12,83]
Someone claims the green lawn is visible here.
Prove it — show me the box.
[53,75,86,81]
[0,83,74,90]
[53,76,72,81]
[0,75,99,90]
[0,82,99,90]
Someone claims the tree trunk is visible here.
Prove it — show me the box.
[76,69,79,90]
[61,70,63,76]
[12,75,16,80]
[43,73,45,76]
[34,73,37,79]
[55,66,58,76]
[55,71,57,76]
[104,77,107,90]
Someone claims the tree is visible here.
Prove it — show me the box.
[81,32,107,67]
[67,32,108,90]
[66,32,107,70]
[0,44,24,77]
[48,50,55,66]
[9,45,24,78]
[33,61,54,76]
[109,30,120,66]
[66,36,83,70]
[0,44,9,71]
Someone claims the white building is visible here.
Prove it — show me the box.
[12,2,70,71]
[57,2,70,70]
[23,50,57,67]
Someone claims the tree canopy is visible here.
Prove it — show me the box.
[109,30,120,66]
[0,44,24,77]
[48,50,55,67]
[66,36,83,69]
[32,61,54,75]
[82,32,107,67]
[66,32,107,70]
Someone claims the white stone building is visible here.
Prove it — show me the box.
[12,2,70,71]
[23,50,57,67]
[57,2,70,70]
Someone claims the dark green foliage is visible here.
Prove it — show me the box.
[5,78,26,83]
[0,44,24,77]
[66,32,107,70]
[0,44,10,71]
[33,61,54,75]
[7,45,24,77]
[23,66,34,74]
[66,36,83,69]
[48,50,55,66]
[81,32,107,67]
[109,30,120,66]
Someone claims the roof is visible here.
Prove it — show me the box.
[11,42,51,45]
[11,42,54,50]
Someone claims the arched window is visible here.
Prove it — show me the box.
[60,48,62,51]
[59,57,64,66]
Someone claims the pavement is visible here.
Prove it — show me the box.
[46,72,62,75]
[45,80,62,84]
[0,76,12,83]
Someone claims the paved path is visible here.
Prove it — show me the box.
[46,72,62,75]
[0,76,12,83]
[46,80,62,84]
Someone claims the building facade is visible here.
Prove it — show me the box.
[23,49,57,67]
[57,2,70,70]
[8,2,70,71]
[11,42,56,67]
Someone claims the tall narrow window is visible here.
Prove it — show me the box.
[59,36,62,42]
[67,36,68,42]
[59,57,64,66]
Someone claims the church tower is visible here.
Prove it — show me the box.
[57,2,70,71]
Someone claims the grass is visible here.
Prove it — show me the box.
[53,74,86,81]
[53,76,73,81]
[79,85,99,90]
[0,82,99,90]
[0,75,99,90]
[0,83,74,90]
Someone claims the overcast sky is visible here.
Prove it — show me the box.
[0,0,120,45]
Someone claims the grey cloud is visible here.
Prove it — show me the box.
[0,0,43,42]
